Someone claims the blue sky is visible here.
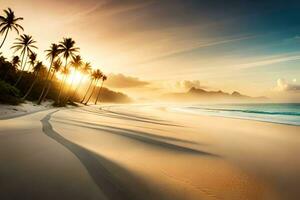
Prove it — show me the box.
[1,0,300,100]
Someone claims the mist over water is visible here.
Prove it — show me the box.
[172,103,300,126]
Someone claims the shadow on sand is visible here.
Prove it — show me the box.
[77,107,185,127]
[42,110,212,200]
[52,118,216,156]
[42,111,135,200]
[42,110,219,200]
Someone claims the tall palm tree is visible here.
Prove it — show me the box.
[71,61,91,101]
[57,66,70,103]
[58,38,79,104]
[27,52,37,71]
[84,69,102,105]
[22,61,44,100]
[41,59,62,102]
[0,8,24,49]
[64,54,82,102]
[95,75,107,105]
[37,43,60,104]
[11,34,37,86]
[3,55,19,80]
[58,38,79,69]
[81,70,97,103]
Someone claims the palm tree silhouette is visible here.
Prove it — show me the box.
[27,52,37,71]
[58,38,79,69]
[37,43,60,104]
[71,61,91,102]
[11,55,20,69]
[22,61,44,100]
[95,75,107,105]
[11,34,37,86]
[3,55,19,80]
[80,69,96,103]
[42,59,62,102]
[64,54,82,102]
[0,8,23,49]
[58,38,79,103]
[57,66,70,103]
[84,69,102,105]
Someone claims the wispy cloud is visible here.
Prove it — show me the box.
[134,34,256,65]
[233,53,300,69]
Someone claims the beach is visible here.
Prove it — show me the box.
[0,104,299,200]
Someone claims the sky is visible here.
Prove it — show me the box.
[1,0,300,101]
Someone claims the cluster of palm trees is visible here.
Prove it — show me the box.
[0,8,108,106]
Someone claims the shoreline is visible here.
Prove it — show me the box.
[165,104,300,126]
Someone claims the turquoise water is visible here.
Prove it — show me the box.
[175,103,300,126]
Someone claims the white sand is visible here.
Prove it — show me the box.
[0,104,299,200]
[0,101,52,119]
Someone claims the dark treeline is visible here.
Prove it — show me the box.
[0,8,114,106]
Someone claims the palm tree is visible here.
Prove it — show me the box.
[58,38,79,104]
[84,69,102,105]
[81,70,97,103]
[11,55,20,69]
[27,52,37,71]
[64,54,82,102]
[11,34,37,86]
[22,61,44,100]
[37,43,60,104]
[41,59,62,102]
[57,66,70,103]
[95,75,107,105]
[0,8,24,49]
[3,55,19,80]
[71,61,91,102]
[58,38,79,69]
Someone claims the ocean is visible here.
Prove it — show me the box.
[172,103,300,126]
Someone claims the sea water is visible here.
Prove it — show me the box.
[173,103,300,126]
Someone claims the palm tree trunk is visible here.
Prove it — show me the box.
[0,29,9,49]
[14,50,28,86]
[84,80,98,105]
[80,79,93,103]
[64,68,77,103]
[71,75,83,102]
[57,74,67,103]
[22,71,39,100]
[95,80,104,105]
[41,71,56,103]
[60,58,69,103]
[37,58,54,104]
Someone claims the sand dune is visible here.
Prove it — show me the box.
[0,104,299,200]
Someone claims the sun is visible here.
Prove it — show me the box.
[67,70,82,84]
[57,69,88,87]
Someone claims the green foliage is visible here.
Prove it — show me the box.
[0,80,22,105]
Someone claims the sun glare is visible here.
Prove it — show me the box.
[57,69,87,87]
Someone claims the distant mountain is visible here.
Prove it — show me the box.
[77,87,132,103]
[162,87,267,102]
[188,87,249,98]
[99,87,132,103]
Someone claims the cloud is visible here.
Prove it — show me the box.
[234,53,300,69]
[105,73,150,88]
[179,80,203,90]
[274,78,300,92]
[162,80,207,92]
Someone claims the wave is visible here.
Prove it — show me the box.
[187,107,300,116]
[172,103,300,126]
